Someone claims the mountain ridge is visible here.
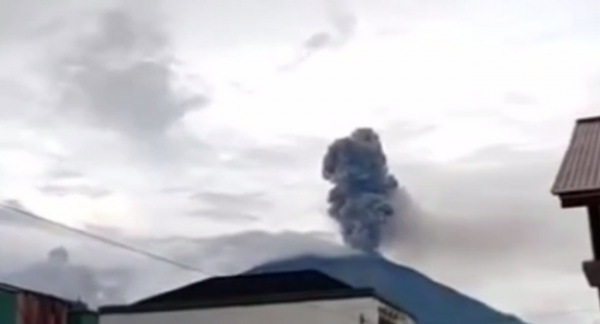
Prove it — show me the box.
[246,253,527,324]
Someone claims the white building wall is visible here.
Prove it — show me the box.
[100,297,414,324]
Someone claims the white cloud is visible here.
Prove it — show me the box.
[0,0,600,321]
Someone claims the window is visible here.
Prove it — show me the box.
[379,316,396,324]
[378,306,400,324]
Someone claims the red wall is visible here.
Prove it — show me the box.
[16,292,69,324]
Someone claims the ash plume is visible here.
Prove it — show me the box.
[322,128,400,252]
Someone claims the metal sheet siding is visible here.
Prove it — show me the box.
[68,312,98,324]
[16,292,69,324]
[0,286,17,324]
[552,117,600,194]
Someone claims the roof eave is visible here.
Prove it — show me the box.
[554,189,600,208]
[577,116,600,124]
[100,289,376,315]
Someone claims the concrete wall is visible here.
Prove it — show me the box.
[100,297,415,324]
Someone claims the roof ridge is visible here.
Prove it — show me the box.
[576,115,600,124]
[0,281,87,308]
[133,269,355,306]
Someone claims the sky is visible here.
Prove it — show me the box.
[1,0,600,322]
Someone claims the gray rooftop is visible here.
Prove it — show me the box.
[552,116,600,206]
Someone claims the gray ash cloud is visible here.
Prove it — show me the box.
[322,128,400,252]
[279,0,357,71]
[2,247,130,307]
[54,7,208,142]
[48,5,211,167]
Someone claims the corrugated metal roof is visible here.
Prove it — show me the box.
[0,282,19,292]
[101,270,382,315]
[552,116,600,195]
[0,281,80,306]
[134,270,354,306]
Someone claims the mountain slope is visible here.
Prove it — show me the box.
[247,253,526,324]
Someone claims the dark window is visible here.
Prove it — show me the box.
[378,306,399,324]
[379,317,396,324]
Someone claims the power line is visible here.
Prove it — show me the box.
[0,203,211,275]
[2,203,599,324]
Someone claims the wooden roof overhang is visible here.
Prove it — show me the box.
[552,116,600,290]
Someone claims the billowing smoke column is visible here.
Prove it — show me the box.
[322,128,399,252]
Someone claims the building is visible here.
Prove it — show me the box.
[100,270,416,324]
[551,115,600,306]
[0,281,97,324]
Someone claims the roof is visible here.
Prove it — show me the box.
[100,270,379,315]
[0,281,90,311]
[551,116,600,207]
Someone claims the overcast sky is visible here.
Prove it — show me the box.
[1,0,600,322]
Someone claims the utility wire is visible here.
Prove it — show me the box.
[2,203,599,324]
[0,203,211,275]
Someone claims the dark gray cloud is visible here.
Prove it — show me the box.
[226,141,327,171]
[305,124,588,287]
[185,208,260,223]
[44,166,84,180]
[53,6,209,145]
[0,0,74,43]
[385,145,588,287]
[39,154,87,174]
[38,161,112,199]
[37,184,112,199]
[189,191,271,210]
[280,0,357,71]
[0,118,586,299]
[185,191,271,223]
[322,128,401,252]
[149,230,352,275]
[158,124,587,289]
[159,126,588,292]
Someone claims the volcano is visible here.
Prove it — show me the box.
[246,253,526,324]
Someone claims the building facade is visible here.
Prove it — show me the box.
[0,282,97,324]
[100,270,416,324]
